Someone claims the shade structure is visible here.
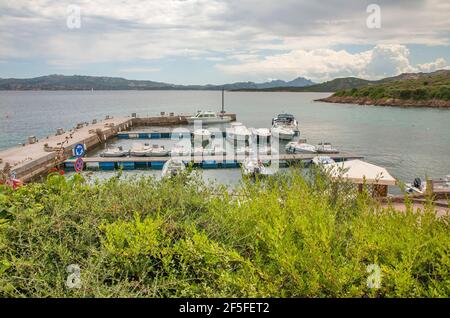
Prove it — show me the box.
[325,159,397,186]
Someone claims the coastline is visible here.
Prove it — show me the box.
[316,96,450,108]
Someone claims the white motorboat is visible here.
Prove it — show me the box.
[272,113,299,132]
[252,128,271,143]
[257,145,271,155]
[193,128,211,145]
[162,159,186,178]
[286,141,317,154]
[316,142,338,154]
[242,158,275,177]
[129,143,152,157]
[213,145,226,156]
[236,146,254,156]
[186,110,232,124]
[170,145,191,157]
[202,147,214,156]
[148,144,170,157]
[192,146,204,156]
[100,146,128,157]
[405,175,450,194]
[271,125,295,141]
[405,177,427,194]
[227,122,251,141]
[311,156,335,165]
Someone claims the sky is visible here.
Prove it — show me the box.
[0,0,449,84]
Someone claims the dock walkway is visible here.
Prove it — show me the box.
[65,152,364,170]
[0,117,132,181]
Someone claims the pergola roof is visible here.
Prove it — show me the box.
[326,159,397,186]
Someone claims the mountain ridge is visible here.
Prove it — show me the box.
[0,74,315,90]
[231,70,450,92]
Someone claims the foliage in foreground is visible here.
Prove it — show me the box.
[0,170,449,297]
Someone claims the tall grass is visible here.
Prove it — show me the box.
[0,169,449,297]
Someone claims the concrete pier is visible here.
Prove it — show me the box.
[0,117,132,182]
[132,113,236,126]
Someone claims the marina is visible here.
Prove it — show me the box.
[0,111,239,181]
[1,107,448,199]
[0,110,365,181]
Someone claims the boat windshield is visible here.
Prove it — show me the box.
[195,111,216,118]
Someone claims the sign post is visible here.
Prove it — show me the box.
[74,157,84,173]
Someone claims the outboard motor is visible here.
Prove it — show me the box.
[413,177,422,190]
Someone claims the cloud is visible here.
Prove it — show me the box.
[216,44,449,82]
[417,58,449,72]
[0,0,449,81]
[119,67,160,73]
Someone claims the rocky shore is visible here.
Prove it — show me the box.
[316,96,450,108]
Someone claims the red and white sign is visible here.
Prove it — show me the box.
[74,157,84,173]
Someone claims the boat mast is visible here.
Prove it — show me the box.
[221,88,225,114]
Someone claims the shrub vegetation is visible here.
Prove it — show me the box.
[0,170,449,297]
[334,71,450,101]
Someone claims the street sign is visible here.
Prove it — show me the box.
[74,144,85,157]
[74,157,84,173]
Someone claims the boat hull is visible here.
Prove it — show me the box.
[187,117,232,124]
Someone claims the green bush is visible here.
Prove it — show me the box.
[0,171,449,297]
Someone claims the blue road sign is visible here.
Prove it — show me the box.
[74,144,85,157]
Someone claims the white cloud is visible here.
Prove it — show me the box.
[119,67,160,73]
[0,0,449,81]
[416,58,449,72]
[216,44,449,82]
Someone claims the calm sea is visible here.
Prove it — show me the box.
[1,90,449,186]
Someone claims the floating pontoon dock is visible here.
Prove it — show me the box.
[116,129,227,139]
[64,152,364,170]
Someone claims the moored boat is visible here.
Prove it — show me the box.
[148,144,169,157]
[129,143,152,157]
[311,156,335,165]
[316,142,338,154]
[272,113,299,132]
[213,145,226,156]
[100,146,128,157]
[236,146,254,156]
[170,145,191,157]
[187,110,232,124]
[161,159,186,178]
[271,125,295,141]
[242,158,275,177]
[251,128,271,143]
[193,128,212,145]
[257,145,271,155]
[285,141,317,154]
[227,122,251,141]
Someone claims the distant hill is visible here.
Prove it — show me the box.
[232,77,377,92]
[0,74,315,91]
[317,70,450,108]
[232,70,450,94]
